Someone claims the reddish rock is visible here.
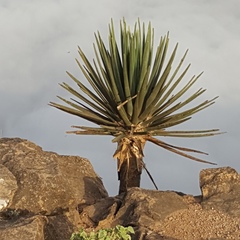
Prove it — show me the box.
[0,138,108,214]
[200,167,240,217]
[0,164,17,210]
[0,215,47,240]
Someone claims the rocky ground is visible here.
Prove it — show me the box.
[0,138,240,240]
[75,192,240,240]
[149,195,240,240]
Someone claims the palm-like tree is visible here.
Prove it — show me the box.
[50,19,221,194]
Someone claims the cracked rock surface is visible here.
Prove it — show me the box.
[0,138,240,240]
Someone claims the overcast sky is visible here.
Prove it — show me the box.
[1,0,240,196]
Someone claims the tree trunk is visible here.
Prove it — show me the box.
[118,155,143,194]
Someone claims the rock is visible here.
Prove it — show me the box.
[200,167,240,217]
[0,208,79,240]
[114,188,188,227]
[1,138,240,239]
[140,231,176,240]
[200,166,239,199]
[114,188,189,239]
[78,187,188,239]
[78,196,120,229]
[0,215,47,240]
[0,138,108,214]
[0,164,17,210]
[0,138,108,240]
[45,214,77,240]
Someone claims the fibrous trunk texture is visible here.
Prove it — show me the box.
[114,136,145,194]
[118,155,143,194]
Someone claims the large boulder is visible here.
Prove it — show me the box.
[200,167,240,217]
[113,188,188,227]
[0,164,17,210]
[0,215,47,240]
[0,138,108,214]
[114,188,189,239]
[0,138,108,239]
[78,188,189,239]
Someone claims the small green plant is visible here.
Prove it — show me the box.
[70,225,134,240]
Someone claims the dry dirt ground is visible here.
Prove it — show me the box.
[147,195,240,240]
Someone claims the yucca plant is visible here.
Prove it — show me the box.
[50,19,221,194]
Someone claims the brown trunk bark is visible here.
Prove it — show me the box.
[118,155,142,194]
